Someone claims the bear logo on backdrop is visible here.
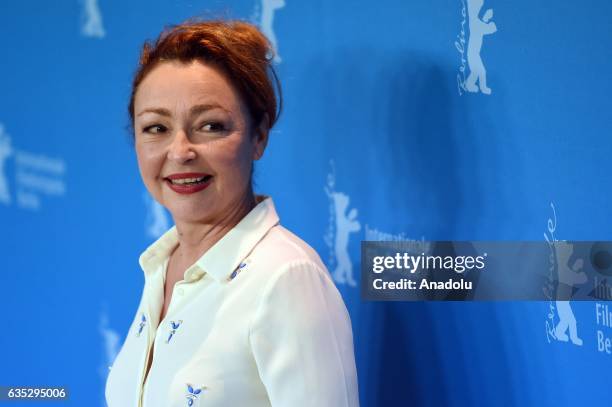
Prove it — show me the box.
[544,204,585,347]
[455,0,497,95]
[553,241,587,346]
[0,123,67,211]
[80,0,106,39]
[544,204,612,357]
[253,0,285,63]
[324,160,361,287]
[323,160,424,288]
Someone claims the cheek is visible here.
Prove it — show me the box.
[136,143,164,180]
[211,137,254,179]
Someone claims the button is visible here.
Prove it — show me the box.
[177,288,185,296]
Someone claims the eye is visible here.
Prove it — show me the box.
[142,124,167,134]
[199,122,226,133]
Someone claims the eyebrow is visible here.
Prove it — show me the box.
[136,103,227,118]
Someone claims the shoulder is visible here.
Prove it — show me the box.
[256,223,341,288]
[253,224,328,274]
[242,223,338,297]
[247,225,351,330]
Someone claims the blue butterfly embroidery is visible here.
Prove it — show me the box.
[166,320,183,343]
[185,383,206,406]
[136,313,146,337]
[228,261,248,281]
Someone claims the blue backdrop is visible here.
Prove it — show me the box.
[1,1,611,406]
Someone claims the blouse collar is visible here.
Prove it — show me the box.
[138,195,280,283]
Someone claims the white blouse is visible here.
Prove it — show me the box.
[105,195,360,407]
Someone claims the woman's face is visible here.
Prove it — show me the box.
[133,60,267,224]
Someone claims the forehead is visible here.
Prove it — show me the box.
[134,60,244,115]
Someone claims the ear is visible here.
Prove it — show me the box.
[252,113,270,161]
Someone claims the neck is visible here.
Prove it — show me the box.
[172,192,258,266]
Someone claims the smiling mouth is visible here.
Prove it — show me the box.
[165,175,213,185]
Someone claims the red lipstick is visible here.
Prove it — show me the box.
[164,172,213,195]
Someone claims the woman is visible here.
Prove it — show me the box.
[105,19,359,407]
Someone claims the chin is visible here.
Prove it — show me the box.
[170,205,215,223]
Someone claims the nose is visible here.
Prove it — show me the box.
[167,129,196,163]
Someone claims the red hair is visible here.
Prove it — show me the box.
[128,19,282,137]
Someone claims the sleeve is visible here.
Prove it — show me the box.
[248,259,360,407]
